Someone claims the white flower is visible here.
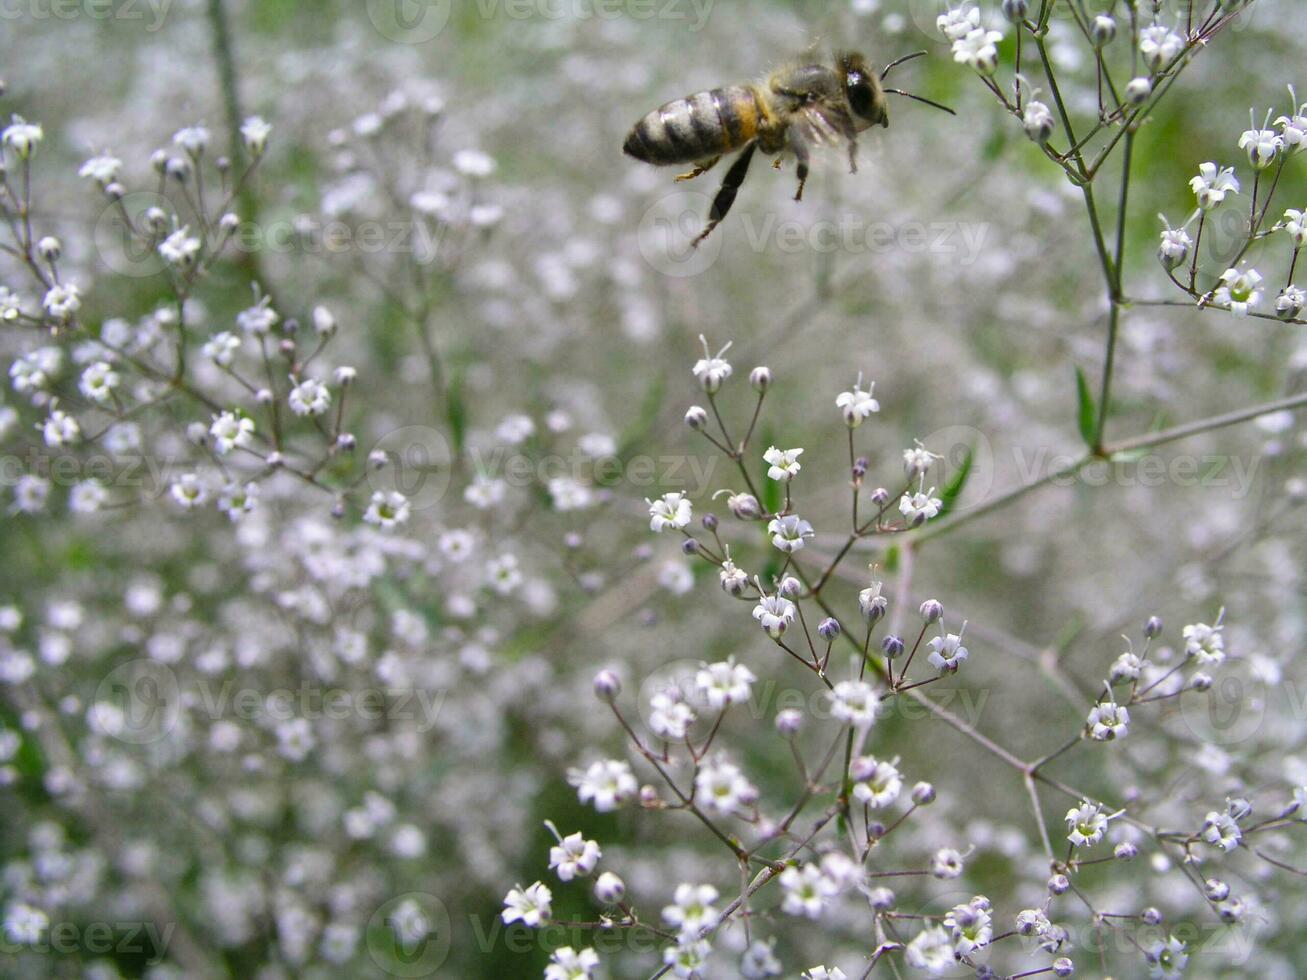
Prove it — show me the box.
[780,863,838,919]
[1284,209,1307,248]
[495,413,535,444]
[767,513,814,553]
[1065,800,1109,847]
[952,27,1004,75]
[719,560,749,596]
[363,491,410,530]
[159,227,201,268]
[802,968,847,980]
[649,690,695,740]
[752,594,796,638]
[1023,99,1055,143]
[764,445,803,481]
[1110,651,1143,683]
[692,335,733,392]
[1239,112,1282,171]
[1086,701,1129,741]
[568,759,636,812]
[69,480,108,514]
[1182,621,1225,665]
[661,883,719,940]
[209,412,254,455]
[903,442,941,479]
[836,378,879,427]
[217,482,259,521]
[1214,265,1264,316]
[1189,162,1240,210]
[487,553,523,594]
[904,925,956,974]
[850,756,902,808]
[241,116,273,156]
[830,680,879,729]
[501,881,552,927]
[276,717,314,760]
[12,475,51,514]
[2,116,43,158]
[41,409,80,447]
[288,376,331,416]
[236,297,279,335]
[3,901,48,945]
[695,758,757,815]
[453,149,497,177]
[548,831,601,882]
[465,474,507,509]
[931,847,965,879]
[173,125,211,155]
[1016,908,1051,936]
[1275,95,1307,153]
[695,658,755,709]
[927,629,969,673]
[937,4,980,41]
[42,283,81,321]
[1139,25,1183,70]
[1201,810,1241,851]
[899,487,942,525]
[1146,935,1189,979]
[78,153,122,183]
[0,286,21,321]
[741,939,782,979]
[548,476,593,512]
[1158,226,1193,271]
[649,492,693,532]
[945,898,993,956]
[859,580,888,621]
[203,331,242,366]
[79,361,120,403]
[664,940,710,978]
[545,946,599,980]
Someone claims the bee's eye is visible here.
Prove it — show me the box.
[847,74,874,117]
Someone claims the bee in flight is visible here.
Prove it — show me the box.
[623,50,953,246]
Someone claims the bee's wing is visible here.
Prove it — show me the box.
[790,102,857,153]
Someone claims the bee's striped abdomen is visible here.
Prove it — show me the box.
[624,85,762,166]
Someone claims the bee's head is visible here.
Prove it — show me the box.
[838,51,888,129]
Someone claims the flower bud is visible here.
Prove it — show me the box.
[1114,842,1138,861]
[1204,877,1230,901]
[681,538,699,555]
[866,886,895,911]
[104,181,125,200]
[1053,958,1074,977]
[594,871,625,905]
[727,492,761,520]
[1024,101,1055,145]
[37,237,61,261]
[219,212,240,234]
[749,366,772,392]
[852,457,869,480]
[919,599,943,624]
[778,575,801,597]
[881,634,905,659]
[335,433,356,452]
[1001,0,1027,21]
[150,149,168,173]
[1276,286,1305,320]
[870,487,889,506]
[1048,874,1070,895]
[775,708,804,738]
[685,406,708,430]
[701,513,718,531]
[593,669,621,702]
[368,449,388,468]
[818,617,841,640]
[1125,77,1152,104]
[1090,14,1116,47]
[564,532,583,550]
[1141,907,1163,926]
[1144,616,1163,638]
[639,784,658,806]
[911,781,936,805]
[313,305,337,336]
[1190,672,1213,691]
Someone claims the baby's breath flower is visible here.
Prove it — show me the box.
[1065,800,1108,847]
[696,758,757,814]
[927,627,969,673]
[1145,935,1188,979]
[568,759,636,812]
[664,939,711,977]
[650,689,695,740]
[1201,810,1241,851]
[767,513,814,553]
[763,445,803,482]
[662,882,719,941]
[217,481,258,521]
[454,148,497,177]
[836,377,879,427]
[0,286,21,321]
[1182,620,1225,664]
[1239,109,1282,171]
[78,152,122,183]
[648,492,692,532]
[1139,25,1183,71]
[78,361,119,403]
[742,939,782,979]
[203,331,241,365]
[899,486,942,526]
[859,579,888,622]
[237,296,278,335]
[692,335,733,393]
[594,872,625,905]
[945,897,993,956]
[1109,651,1143,683]
[547,827,601,882]
[501,881,552,927]
[42,283,81,321]
[240,115,272,157]
[209,411,254,455]
[363,491,409,530]
[173,125,211,155]
[464,473,507,509]
[158,227,201,267]
[953,27,1004,76]
[904,924,955,972]
[2,116,43,158]
[779,863,838,919]
[1024,100,1055,144]
[1086,700,1129,741]
[937,4,980,42]
[830,680,879,729]
[545,946,600,980]
[69,480,107,514]
[1213,266,1263,316]
[1158,225,1192,271]
[696,657,755,709]
[288,376,331,416]
[720,559,748,596]
[752,593,796,638]
[1189,163,1240,210]
[850,756,902,808]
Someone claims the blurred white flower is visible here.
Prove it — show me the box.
[501,881,552,926]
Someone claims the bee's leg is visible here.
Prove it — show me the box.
[674,156,721,182]
[787,131,811,202]
[692,143,756,248]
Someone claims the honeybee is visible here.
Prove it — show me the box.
[624,50,953,246]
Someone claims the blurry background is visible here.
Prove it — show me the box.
[2,0,1306,976]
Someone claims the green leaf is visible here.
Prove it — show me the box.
[1075,366,1097,448]
[937,446,974,518]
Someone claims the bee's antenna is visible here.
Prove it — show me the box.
[880,50,927,80]
[884,88,957,116]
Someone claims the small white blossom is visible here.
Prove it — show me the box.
[78,153,122,183]
[173,125,211,155]
[465,473,507,509]
[830,680,879,729]
[1201,810,1241,851]
[945,898,993,957]
[288,376,331,416]
[69,480,108,514]
[850,756,902,808]
[649,492,693,532]
[1213,266,1263,316]
[159,227,201,267]
[779,863,838,919]
[904,924,956,974]
[42,283,81,321]
[649,690,695,740]
[545,946,599,980]
[1146,935,1188,979]
[953,27,1004,75]
[692,335,733,393]
[695,759,757,815]
[2,116,43,158]
[1087,701,1129,741]
[363,491,410,530]
[0,286,21,321]
[1139,25,1183,70]
[203,331,242,366]
[662,883,719,940]
[764,445,803,482]
[937,4,980,41]
[241,116,273,156]
[1239,110,1282,171]
[487,553,523,594]
[1158,226,1193,271]
[752,594,796,638]
[454,148,497,177]
[209,412,255,455]
[217,482,259,521]
[1065,800,1109,847]
[41,408,80,447]
[568,759,637,812]
[1189,162,1240,210]
[547,831,601,882]
[899,487,942,525]
[496,413,535,444]
[501,881,552,927]
[931,847,965,879]
[79,361,120,403]
[695,658,755,709]
[767,513,814,553]
[836,378,879,427]
[927,629,969,673]
[1182,621,1225,665]
[236,296,279,335]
